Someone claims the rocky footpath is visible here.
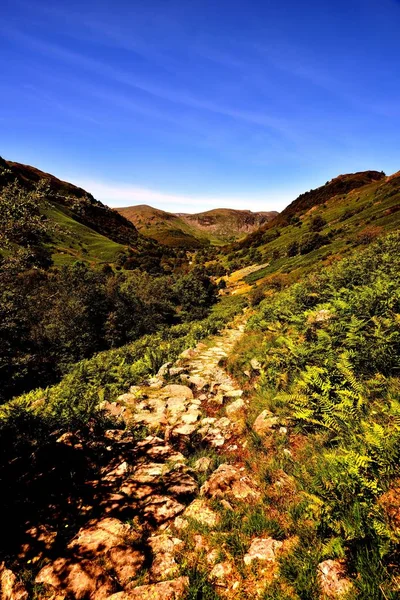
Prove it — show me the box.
[1,313,351,599]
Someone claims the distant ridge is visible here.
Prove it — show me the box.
[117,204,278,247]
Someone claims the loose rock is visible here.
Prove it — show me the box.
[318,560,353,598]
[252,410,279,436]
[201,464,260,501]
[243,537,283,565]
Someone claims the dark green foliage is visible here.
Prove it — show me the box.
[173,267,218,320]
[310,215,327,232]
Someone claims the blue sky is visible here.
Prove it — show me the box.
[1,0,400,212]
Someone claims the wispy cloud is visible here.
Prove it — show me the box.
[3,28,295,138]
[71,178,293,213]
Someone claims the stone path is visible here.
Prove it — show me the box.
[3,311,287,600]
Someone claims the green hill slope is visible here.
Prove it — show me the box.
[221,169,400,285]
[117,204,278,247]
[0,158,173,269]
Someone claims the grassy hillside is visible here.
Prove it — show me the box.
[117,204,216,247]
[218,170,400,286]
[225,233,400,598]
[0,158,178,269]
[117,204,278,247]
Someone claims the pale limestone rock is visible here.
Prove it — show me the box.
[250,358,261,371]
[163,384,194,399]
[243,537,283,565]
[252,410,279,435]
[107,546,145,586]
[169,366,186,377]
[68,518,132,555]
[117,393,138,403]
[318,560,353,598]
[187,375,207,390]
[148,535,184,581]
[103,461,130,481]
[214,417,231,429]
[0,563,29,600]
[107,576,189,600]
[206,549,220,564]
[150,552,178,581]
[180,348,196,359]
[173,423,197,436]
[173,516,189,531]
[181,409,201,424]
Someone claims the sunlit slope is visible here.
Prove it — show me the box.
[117,204,278,247]
[224,170,400,284]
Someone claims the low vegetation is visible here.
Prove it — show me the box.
[1,160,400,599]
[226,233,400,598]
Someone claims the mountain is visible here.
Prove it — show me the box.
[0,158,171,269]
[116,204,278,247]
[219,169,400,284]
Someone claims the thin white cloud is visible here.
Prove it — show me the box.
[3,29,294,139]
[73,178,292,213]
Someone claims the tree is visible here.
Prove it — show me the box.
[0,180,54,248]
[287,241,299,257]
[310,215,327,232]
[173,268,217,320]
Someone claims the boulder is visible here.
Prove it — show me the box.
[187,375,207,390]
[163,384,194,400]
[169,367,186,377]
[243,537,283,565]
[68,518,134,556]
[252,410,279,436]
[106,576,189,600]
[0,564,29,600]
[36,558,114,600]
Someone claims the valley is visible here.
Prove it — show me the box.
[117,205,278,247]
[1,160,400,599]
